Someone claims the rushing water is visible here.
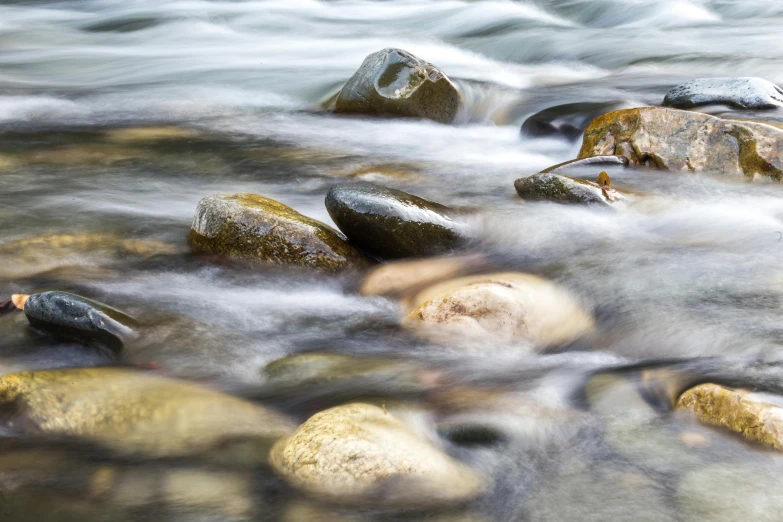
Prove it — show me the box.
[2,0,783,520]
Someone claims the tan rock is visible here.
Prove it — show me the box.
[677,383,783,449]
[578,107,783,180]
[404,273,594,348]
[269,403,484,506]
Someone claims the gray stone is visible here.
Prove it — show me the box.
[663,77,783,110]
[514,172,615,206]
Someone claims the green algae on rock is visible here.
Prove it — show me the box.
[578,107,783,180]
[0,367,295,466]
[269,403,484,506]
[325,183,468,260]
[332,48,461,124]
[189,193,369,272]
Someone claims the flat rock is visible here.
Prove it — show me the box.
[514,172,618,206]
[190,193,369,272]
[325,183,468,259]
[663,77,783,110]
[578,107,783,180]
[269,403,484,506]
[540,155,628,174]
[333,48,461,124]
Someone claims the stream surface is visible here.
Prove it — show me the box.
[2,1,783,521]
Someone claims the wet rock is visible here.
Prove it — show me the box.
[578,107,783,180]
[0,367,295,465]
[269,403,484,506]
[540,155,628,174]
[333,48,461,124]
[514,172,617,206]
[189,193,369,272]
[325,183,468,259]
[22,291,138,355]
[663,77,783,110]
[404,273,595,348]
[677,383,783,450]
[521,101,626,141]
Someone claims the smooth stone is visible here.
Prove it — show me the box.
[540,155,629,174]
[521,101,626,141]
[269,403,484,506]
[189,193,369,272]
[404,273,595,348]
[578,107,783,180]
[514,172,618,206]
[333,48,460,124]
[663,77,783,110]
[23,291,138,355]
[325,183,468,259]
[677,383,783,450]
[0,367,295,465]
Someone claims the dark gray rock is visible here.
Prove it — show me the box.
[541,155,628,174]
[663,77,783,110]
[325,183,468,259]
[23,291,137,355]
[521,101,625,141]
[333,48,461,124]
[514,172,613,206]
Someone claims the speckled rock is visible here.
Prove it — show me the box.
[404,273,595,348]
[333,48,461,124]
[514,172,617,206]
[269,403,484,506]
[578,107,783,180]
[540,155,628,174]
[189,193,369,272]
[325,183,468,259]
[663,77,783,110]
[0,367,295,465]
[22,291,137,355]
[677,383,783,450]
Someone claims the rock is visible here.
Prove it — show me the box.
[521,102,626,141]
[189,193,369,272]
[677,383,783,450]
[333,48,461,124]
[0,367,295,465]
[514,172,618,206]
[404,273,594,348]
[21,291,137,355]
[269,403,484,506]
[325,183,468,259]
[540,155,628,174]
[578,107,783,180]
[663,77,783,110]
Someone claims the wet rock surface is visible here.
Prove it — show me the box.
[325,183,468,259]
[578,107,783,180]
[540,155,629,174]
[332,48,461,124]
[514,172,618,206]
[664,77,783,110]
[521,101,626,140]
[189,193,369,272]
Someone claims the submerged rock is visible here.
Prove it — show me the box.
[325,183,468,259]
[663,77,783,110]
[677,383,783,450]
[332,48,461,124]
[521,101,626,141]
[22,291,137,355]
[578,107,783,180]
[0,367,295,465]
[270,403,484,506]
[540,155,628,174]
[404,273,594,348]
[514,172,618,206]
[190,193,369,272]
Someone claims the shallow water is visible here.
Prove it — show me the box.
[2,0,783,520]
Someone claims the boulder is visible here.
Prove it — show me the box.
[514,172,618,206]
[677,383,783,450]
[269,403,484,506]
[333,48,461,124]
[663,77,783,110]
[578,107,783,180]
[359,255,486,299]
[0,367,295,465]
[404,273,594,348]
[325,183,468,259]
[521,101,626,141]
[189,193,369,272]
[21,291,137,355]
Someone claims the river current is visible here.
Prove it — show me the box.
[2,1,783,521]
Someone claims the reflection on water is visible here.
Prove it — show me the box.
[2,0,783,520]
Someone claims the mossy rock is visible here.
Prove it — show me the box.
[270,403,484,506]
[189,193,369,272]
[325,183,468,259]
[578,107,783,180]
[0,367,295,466]
[333,48,461,124]
[514,172,616,206]
[663,77,783,110]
